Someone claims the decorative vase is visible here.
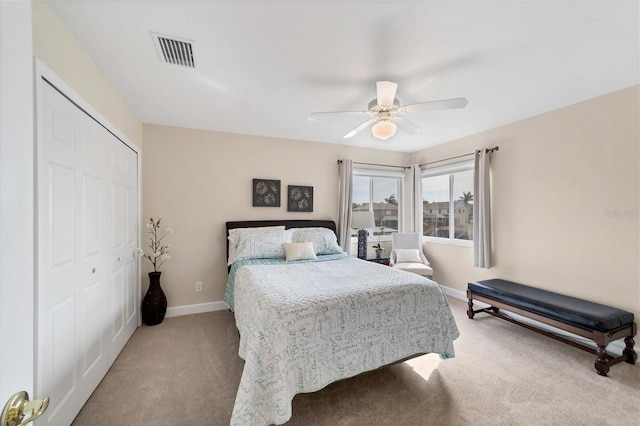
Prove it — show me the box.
[141,271,167,326]
[375,248,384,259]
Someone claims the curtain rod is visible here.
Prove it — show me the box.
[337,146,499,170]
[337,160,409,170]
[419,146,499,168]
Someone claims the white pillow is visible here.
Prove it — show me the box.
[228,228,290,264]
[290,227,342,255]
[283,242,317,262]
[395,249,423,264]
[227,226,286,265]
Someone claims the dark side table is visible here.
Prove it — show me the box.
[365,253,391,266]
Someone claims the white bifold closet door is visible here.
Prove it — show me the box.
[108,130,139,361]
[37,79,139,425]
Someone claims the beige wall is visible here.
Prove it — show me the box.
[32,1,143,146]
[412,85,640,319]
[142,125,411,306]
[33,0,638,320]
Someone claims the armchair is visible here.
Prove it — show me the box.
[390,233,433,278]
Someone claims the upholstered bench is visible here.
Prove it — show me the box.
[467,279,637,376]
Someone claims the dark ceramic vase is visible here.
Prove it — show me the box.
[141,271,167,326]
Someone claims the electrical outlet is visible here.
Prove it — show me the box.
[195,281,203,293]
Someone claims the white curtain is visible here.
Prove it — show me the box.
[411,164,422,233]
[473,149,492,268]
[337,159,353,252]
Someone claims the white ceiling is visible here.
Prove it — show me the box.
[47,0,639,153]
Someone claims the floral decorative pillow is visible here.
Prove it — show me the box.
[290,227,342,255]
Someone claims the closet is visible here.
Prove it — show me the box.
[36,77,139,425]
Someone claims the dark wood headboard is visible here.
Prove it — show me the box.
[225,219,337,263]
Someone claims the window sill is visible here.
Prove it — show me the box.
[424,237,473,248]
[350,236,394,243]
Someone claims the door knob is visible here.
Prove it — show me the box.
[1,391,49,426]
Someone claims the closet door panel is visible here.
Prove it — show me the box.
[108,137,139,360]
[80,279,104,374]
[50,295,76,397]
[48,164,76,274]
[124,184,138,323]
[38,81,111,425]
[110,267,125,339]
[126,257,137,322]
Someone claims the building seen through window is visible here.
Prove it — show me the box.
[351,173,402,238]
[422,164,473,242]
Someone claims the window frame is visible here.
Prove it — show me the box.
[421,160,474,247]
[351,168,404,242]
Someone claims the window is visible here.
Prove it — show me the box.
[351,169,403,239]
[422,161,473,244]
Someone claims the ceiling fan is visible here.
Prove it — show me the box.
[310,81,468,140]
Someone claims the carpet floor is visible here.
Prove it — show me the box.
[72,297,639,425]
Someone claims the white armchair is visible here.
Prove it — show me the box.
[390,233,433,278]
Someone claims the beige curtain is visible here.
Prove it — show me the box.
[473,149,492,268]
[411,164,422,233]
[337,159,353,252]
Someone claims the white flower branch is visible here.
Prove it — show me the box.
[134,217,173,272]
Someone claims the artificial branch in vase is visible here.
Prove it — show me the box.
[134,217,173,325]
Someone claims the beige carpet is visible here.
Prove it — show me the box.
[72,297,639,425]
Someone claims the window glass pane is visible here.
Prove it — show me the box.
[453,169,473,240]
[352,176,369,207]
[422,175,449,238]
[372,177,399,235]
[351,176,370,237]
[350,173,402,240]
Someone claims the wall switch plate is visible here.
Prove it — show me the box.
[195,281,203,292]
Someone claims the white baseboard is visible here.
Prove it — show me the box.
[439,284,467,301]
[165,300,228,318]
[439,284,639,358]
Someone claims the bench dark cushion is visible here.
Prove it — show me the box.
[468,279,634,333]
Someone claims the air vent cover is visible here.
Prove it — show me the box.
[152,33,195,68]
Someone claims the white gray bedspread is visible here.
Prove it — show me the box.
[230,256,459,425]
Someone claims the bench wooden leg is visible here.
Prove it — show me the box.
[467,298,475,319]
[595,345,610,376]
[623,336,637,364]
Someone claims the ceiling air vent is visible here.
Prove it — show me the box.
[152,32,196,68]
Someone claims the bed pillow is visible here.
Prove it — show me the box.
[290,227,343,255]
[227,226,286,265]
[228,228,289,264]
[283,242,317,262]
[394,249,423,264]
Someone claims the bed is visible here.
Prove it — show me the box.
[225,220,459,425]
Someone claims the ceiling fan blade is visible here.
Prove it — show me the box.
[393,116,421,135]
[343,118,377,139]
[309,111,369,121]
[376,81,398,106]
[400,97,468,113]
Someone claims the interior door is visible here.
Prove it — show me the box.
[0,0,35,408]
[37,80,111,425]
[108,137,139,361]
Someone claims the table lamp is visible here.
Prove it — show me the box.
[351,210,375,259]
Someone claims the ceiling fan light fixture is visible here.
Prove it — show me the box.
[371,120,397,140]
